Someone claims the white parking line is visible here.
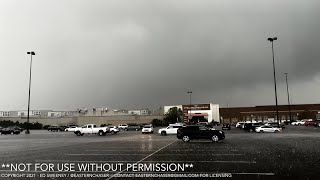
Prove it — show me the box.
[85,149,239,152]
[65,153,244,156]
[106,140,177,180]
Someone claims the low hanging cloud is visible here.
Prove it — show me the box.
[0,0,319,111]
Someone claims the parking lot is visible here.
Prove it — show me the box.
[0,125,319,179]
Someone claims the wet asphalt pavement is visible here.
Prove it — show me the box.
[0,126,319,180]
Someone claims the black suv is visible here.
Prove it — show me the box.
[177,125,225,142]
[243,123,263,132]
[124,123,141,131]
[0,127,20,135]
[222,123,231,130]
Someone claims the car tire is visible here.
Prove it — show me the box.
[111,131,115,134]
[211,135,219,142]
[161,131,166,136]
[182,135,190,142]
[260,130,264,133]
[125,129,128,131]
[98,131,104,136]
[274,130,279,133]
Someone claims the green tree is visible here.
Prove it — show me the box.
[163,107,183,124]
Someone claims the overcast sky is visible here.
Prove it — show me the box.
[1,0,320,111]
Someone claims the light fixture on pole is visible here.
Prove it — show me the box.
[284,73,292,123]
[26,51,35,134]
[187,91,192,121]
[267,37,280,128]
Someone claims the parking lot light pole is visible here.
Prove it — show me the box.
[267,37,280,128]
[26,51,35,134]
[187,91,192,121]
[284,73,292,123]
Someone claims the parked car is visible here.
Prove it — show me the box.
[290,120,297,125]
[0,127,20,135]
[255,125,282,133]
[139,123,149,128]
[291,121,300,126]
[177,125,225,142]
[305,120,315,126]
[235,122,245,128]
[158,123,184,136]
[107,126,120,134]
[64,126,78,132]
[314,120,320,127]
[47,125,65,131]
[142,125,153,134]
[222,123,231,130]
[124,123,141,131]
[7,126,24,132]
[264,122,285,129]
[118,124,128,130]
[292,120,306,126]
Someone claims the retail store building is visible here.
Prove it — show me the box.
[164,103,220,123]
[220,104,320,125]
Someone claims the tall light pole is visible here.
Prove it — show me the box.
[267,37,280,128]
[187,91,192,122]
[26,51,35,134]
[284,73,292,123]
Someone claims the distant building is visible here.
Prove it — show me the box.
[128,109,150,115]
[78,107,129,116]
[48,111,78,117]
[17,110,52,117]
[0,110,78,118]
[0,111,17,117]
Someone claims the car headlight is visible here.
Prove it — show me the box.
[219,131,223,134]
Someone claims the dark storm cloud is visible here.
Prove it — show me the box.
[0,0,320,111]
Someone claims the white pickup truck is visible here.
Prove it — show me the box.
[74,124,109,136]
